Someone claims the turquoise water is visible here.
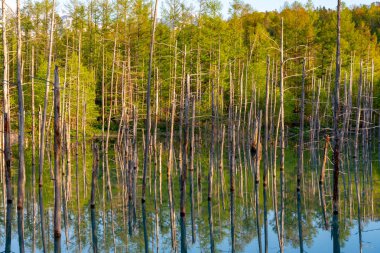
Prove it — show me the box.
[0,142,379,252]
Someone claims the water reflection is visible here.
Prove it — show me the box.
[17,208,25,253]
[38,187,47,252]
[142,201,149,253]
[54,237,61,253]
[90,207,98,253]
[319,183,329,230]
[230,191,235,253]
[297,190,303,253]
[332,214,340,253]
[180,214,187,253]
[1,145,380,253]
[254,182,262,253]
[208,200,215,253]
[263,186,268,253]
[5,202,12,253]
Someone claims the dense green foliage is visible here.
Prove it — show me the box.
[1,0,379,133]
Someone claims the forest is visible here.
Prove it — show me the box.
[1,0,380,252]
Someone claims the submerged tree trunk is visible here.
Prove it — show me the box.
[229,65,235,193]
[167,66,177,249]
[209,82,215,200]
[319,135,330,184]
[31,46,36,206]
[180,74,190,215]
[53,66,62,238]
[16,0,26,209]
[297,59,306,191]
[264,56,270,187]
[91,143,99,208]
[333,0,342,215]
[354,60,363,253]
[142,0,159,203]
[76,33,82,210]
[280,18,285,174]
[2,0,12,203]
[39,0,56,187]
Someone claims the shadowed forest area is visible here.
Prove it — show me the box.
[1,0,380,252]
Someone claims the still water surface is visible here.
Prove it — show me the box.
[0,145,379,252]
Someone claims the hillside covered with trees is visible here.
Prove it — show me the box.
[2,0,379,132]
[1,0,380,252]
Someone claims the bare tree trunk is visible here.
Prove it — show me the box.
[142,0,159,202]
[76,33,82,206]
[180,73,190,253]
[31,46,36,202]
[105,33,116,200]
[53,66,62,238]
[2,0,12,203]
[65,122,72,201]
[153,68,160,196]
[297,59,306,191]
[333,0,342,215]
[229,65,235,193]
[82,87,87,196]
[190,98,196,243]
[209,82,215,200]
[353,60,363,253]
[219,125,226,208]
[101,43,105,209]
[280,18,285,174]
[37,105,47,252]
[73,33,82,252]
[167,68,177,249]
[319,135,330,184]
[255,112,262,184]
[273,108,282,250]
[181,74,190,215]
[16,0,26,209]
[159,143,162,205]
[61,35,69,130]
[47,107,54,179]
[264,56,270,187]
[314,79,322,172]
[132,106,138,208]
[91,143,99,208]
[254,175,262,253]
[39,0,56,187]
[178,46,187,177]
[64,40,72,200]
[30,46,37,252]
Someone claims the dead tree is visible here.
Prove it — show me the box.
[297,59,306,191]
[91,143,99,208]
[2,0,12,203]
[332,0,342,215]
[180,74,190,216]
[76,33,82,204]
[280,18,285,174]
[39,0,56,187]
[82,88,87,196]
[319,135,330,184]
[31,46,36,200]
[16,0,26,209]
[53,66,62,238]
[209,82,215,200]
[228,64,236,193]
[142,0,159,202]
[167,65,177,249]
[264,56,270,187]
